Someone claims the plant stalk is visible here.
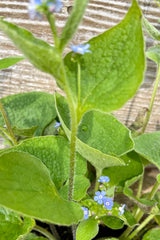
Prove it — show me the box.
[33,225,57,240]
[141,65,160,134]
[0,101,17,145]
[46,13,60,49]
[148,180,160,200]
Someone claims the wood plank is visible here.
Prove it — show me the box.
[0,0,160,147]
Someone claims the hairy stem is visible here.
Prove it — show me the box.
[0,101,17,145]
[34,225,57,240]
[141,65,160,134]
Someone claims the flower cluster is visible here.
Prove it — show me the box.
[28,0,63,19]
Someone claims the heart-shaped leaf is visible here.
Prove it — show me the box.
[0,92,56,136]
[0,151,83,225]
[64,0,145,114]
[0,136,87,190]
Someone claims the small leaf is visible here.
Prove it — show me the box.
[60,0,89,50]
[76,218,99,240]
[0,206,35,240]
[12,126,38,137]
[143,17,160,41]
[123,210,137,226]
[0,92,57,136]
[59,175,90,201]
[0,151,83,225]
[0,19,62,83]
[102,151,143,187]
[55,93,125,169]
[0,56,24,70]
[146,45,160,65]
[142,228,160,240]
[101,215,124,230]
[0,136,87,190]
[134,132,160,169]
[64,0,145,113]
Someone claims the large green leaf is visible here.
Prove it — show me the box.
[60,0,89,50]
[76,218,99,240]
[0,19,62,83]
[0,206,34,240]
[0,151,83,225]
[142,228,160,240]
[0,92,56,136]
[102,152,143,187]
[134,132,160,169]
[55,93,126,169]
[64,0,145,114]
[0,56,24,70]
[0,136,87,190]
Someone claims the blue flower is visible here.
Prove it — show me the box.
[48,0,63,13]
[119,204,125,216]
[94,191,106,205]
[81,207,89,220]
[28,0,43,19]
[98,176,110,183]
[71,43,91,55]
[54,122,61,128]
[103,197,114,210]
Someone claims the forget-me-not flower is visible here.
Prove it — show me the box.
[54,122,61,128]
[94,191,106,205]
[71,43,91,55]
[119,204,125,216]
[98,176,110,183]
[28,0,43,19]
[103,197,114,210]
[48,0,63,13]
[81,207,89,220]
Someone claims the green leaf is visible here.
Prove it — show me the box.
[12,126,38,137]
[0,19,61,83]
[142,228,160,240]
[0,206,35,240]
[59,175,90,201]
[64,0,145,113]
[0,56,24,70]
[134,132,160,169]
[24,234,47,240]
[0,92,57,136]
[143,17,160,41]
[0,136,87,190]
[102,151,143,187]
[101,215,124,230]
[76,218,99,240]
[60,0,89,50]
[0,151,83,225]
[146,45,160,65]
[55,93,125,169]
[123,210,137,226]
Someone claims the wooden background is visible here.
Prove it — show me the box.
[0,0,160,148]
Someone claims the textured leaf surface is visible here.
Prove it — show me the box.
[0,92,56,136]
[146,45,160,65]
[59,175,90,201]
[142,228,160,240]
[134,132,160,169]
[0,206,34,240]
[0,136,87,190]
[55,93,125,169]
[0,19,61,82]
[101,215,124,229]
[0,56,24,70]
[102,152,143,187]
[0,151,83,225]
[60,0,89,49]
[76,218,99,240]
[64,0,145,113]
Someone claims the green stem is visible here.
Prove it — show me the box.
[49,224,61,240]
[0,101,17,145]
[33,225,57,240]
[128,214,155,240]
[46,13,59,49]
[136,175,143,199]
[77,62,81,108]
[141,65,160,134]
[95,169,102,192]
[148,180,160,200]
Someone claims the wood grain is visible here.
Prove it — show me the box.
[0,0,160,147]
